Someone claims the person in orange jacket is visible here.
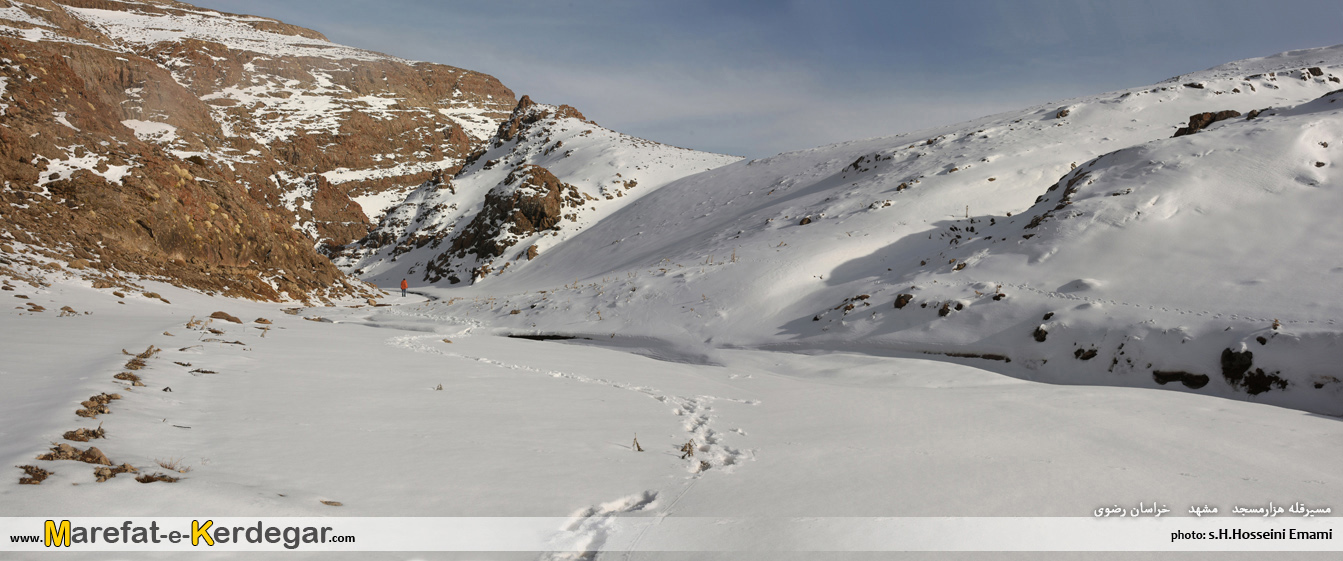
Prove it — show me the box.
[400,278,408,297]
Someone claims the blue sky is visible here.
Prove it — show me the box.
[196,1,1343,158]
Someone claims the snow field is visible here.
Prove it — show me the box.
[1,277,1340,560]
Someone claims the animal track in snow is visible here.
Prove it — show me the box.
[389,334,756,473]
[538,491,658,561]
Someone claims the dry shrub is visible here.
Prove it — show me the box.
[18,465,51,485]
[155,457,191,473]
[281,307,301,315]
[124,357,146,370]
[320,500,343,507]
[136,346,161,359]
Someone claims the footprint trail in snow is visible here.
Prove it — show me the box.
[386,333,758,559]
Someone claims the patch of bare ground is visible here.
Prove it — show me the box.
[18,465,51,485]
[63,424,105,442]
[136,473,180,484]
[94,463,138,482]
[209,311,242,324]
[113,371,145,386]
[38,443,112,465]
[75,392,121,418]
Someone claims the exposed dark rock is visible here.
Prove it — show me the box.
[1173,110,1241,137]
[1220,348,1254,382]
[893,294,914,309]
[424,164,581,283]
[507,334,588,341]
[1033,326,1048,342]
[1074,348,1098,361]
[1153,370,1211,389]
[1219,347,1289,394]
[932,351,1011,362]
[495,95,587,143]
[1241,369,1289,395]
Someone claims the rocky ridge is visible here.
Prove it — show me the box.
[335,95,743,285]
[1,0,515,299]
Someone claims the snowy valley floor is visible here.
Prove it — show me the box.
[2,279,1341,560]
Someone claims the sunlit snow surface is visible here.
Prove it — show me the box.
[3,6,1343,556]
[410,46,1343,417]
[0,278,1338,560]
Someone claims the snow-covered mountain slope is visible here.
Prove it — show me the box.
[1,0,511,300]
[335,95,743,285]
[62,0,515,242]
[415,45,1343,415]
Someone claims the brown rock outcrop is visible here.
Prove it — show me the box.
[0,0,519,299]
[425,165,581,283]
[1172,110,1242,137]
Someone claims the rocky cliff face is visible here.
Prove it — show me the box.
[334,95,743,286]
[0,0,515,299]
